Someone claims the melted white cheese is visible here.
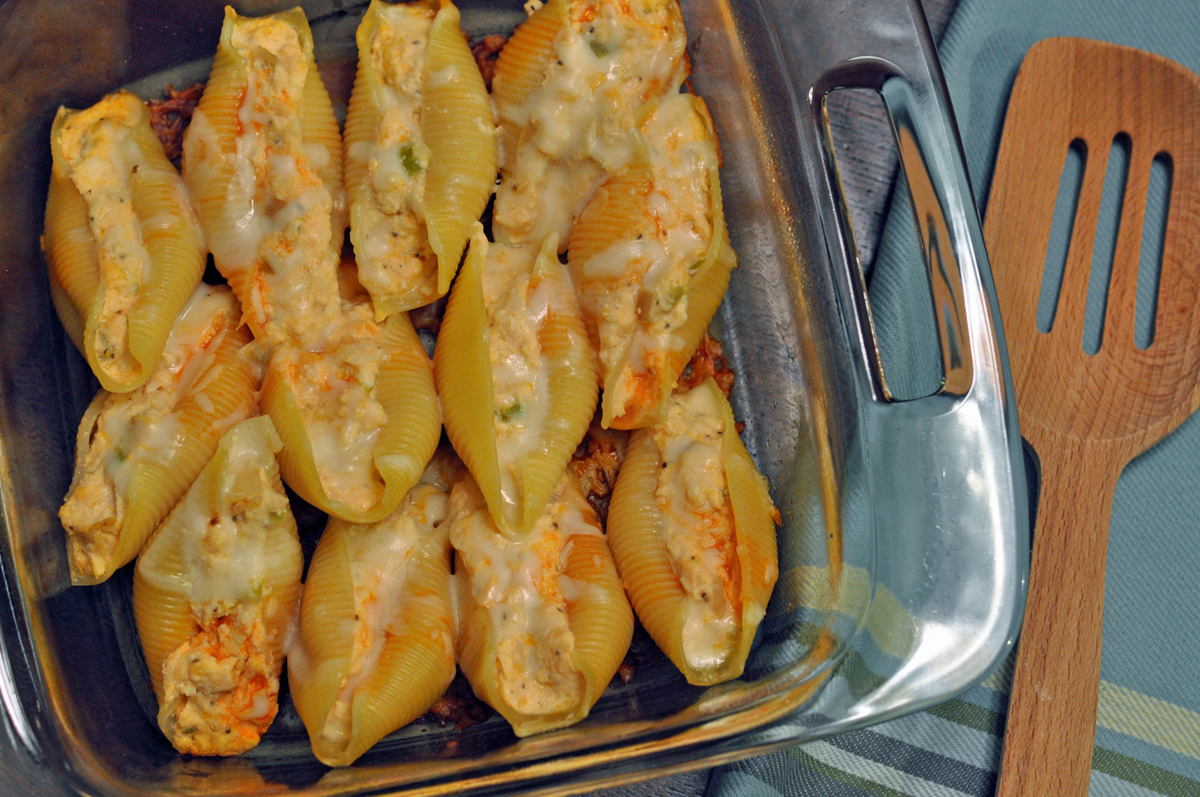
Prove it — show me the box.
[202,15,343,349]
[480,241,580,517]
[448,475,599,715]
[319,476,451,747]
[575,94,716,419]
[272,312,390,514]
[493,0,689,247]
[652,385,739,670]
[137,417,294,604]
[347,4,439,313]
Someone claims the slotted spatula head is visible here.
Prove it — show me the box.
[986,37,1200,797]
[989,37,1200,452]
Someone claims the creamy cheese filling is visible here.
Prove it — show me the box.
[481,243,579,516]
[348,5,438,309]
[203,17,342,348]
[57,93,159,381]
[319,479,451,747]
[448,476,596,716]
[277,312,389,513]
[60,286,245,579]
[653,386,740,670]
[139,417,298,756]
[493,0,688,246]
[579,95,715,418]
[367,7,431,215]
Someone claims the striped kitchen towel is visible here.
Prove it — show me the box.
[711,0,1200,794]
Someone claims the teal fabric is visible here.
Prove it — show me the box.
[710,0,1200,794]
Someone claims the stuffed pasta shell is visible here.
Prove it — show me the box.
[60,285,258,585]
[344,0,498,318]
[183,6,346,350]
[44,89,205,393]
[490,0,689,249]
[261,308,440,523]
[435,225,598,536]
[133,415,303,756]
[449,469,632,737]
[288,450,461,766]
[569,94,735,429]
[606,378,777,686]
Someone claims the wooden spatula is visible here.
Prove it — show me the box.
[986,37,1200,797]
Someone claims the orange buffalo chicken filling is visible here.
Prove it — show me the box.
[160,603,278,756]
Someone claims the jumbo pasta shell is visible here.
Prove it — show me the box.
[344,0,440,317]
[432,227,503,522]
[491,0,567,167]
[599,166,733,430]
[605,425,688,670]
[565,161,654,355]
[564,166,651,278]
[517,286,600,532]
[287,511,356,740]
[60,286,259,586]
[133,416,303,756]
[606,379,777,685]
[569,95,735,430]
[183,6,344,349]
[132,552,194,700]
[344,0,497,319]
[289,477,456,767]
[491,0,689,248]
[45,219,89,354]
[43,171,100,334]
[435,227,598,536]
[422,0,498,295]
[44,90,205,393]
[450,472,631,737]
[560,505,635,715]
[261,311,440,523]
[719,391,779,643]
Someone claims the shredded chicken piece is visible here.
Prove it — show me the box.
[616,661,635,684]
[470,34,507,91]
[616,642,648,684]
[147,83,205,163]
[409,295,447,336]
[426,672,492,730]
[676,332,735,396]
[571,419,629,525]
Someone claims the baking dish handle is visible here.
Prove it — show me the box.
[802,3,986,404]
[754,0,1029,719]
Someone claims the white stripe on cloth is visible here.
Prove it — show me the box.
[869,712,1001,771]
[1089,769,1170,797]
[802,741,973,797]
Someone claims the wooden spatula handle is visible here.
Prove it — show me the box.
[996,436,1123,797]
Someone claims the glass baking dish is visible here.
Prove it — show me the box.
[0,0,1028,794]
